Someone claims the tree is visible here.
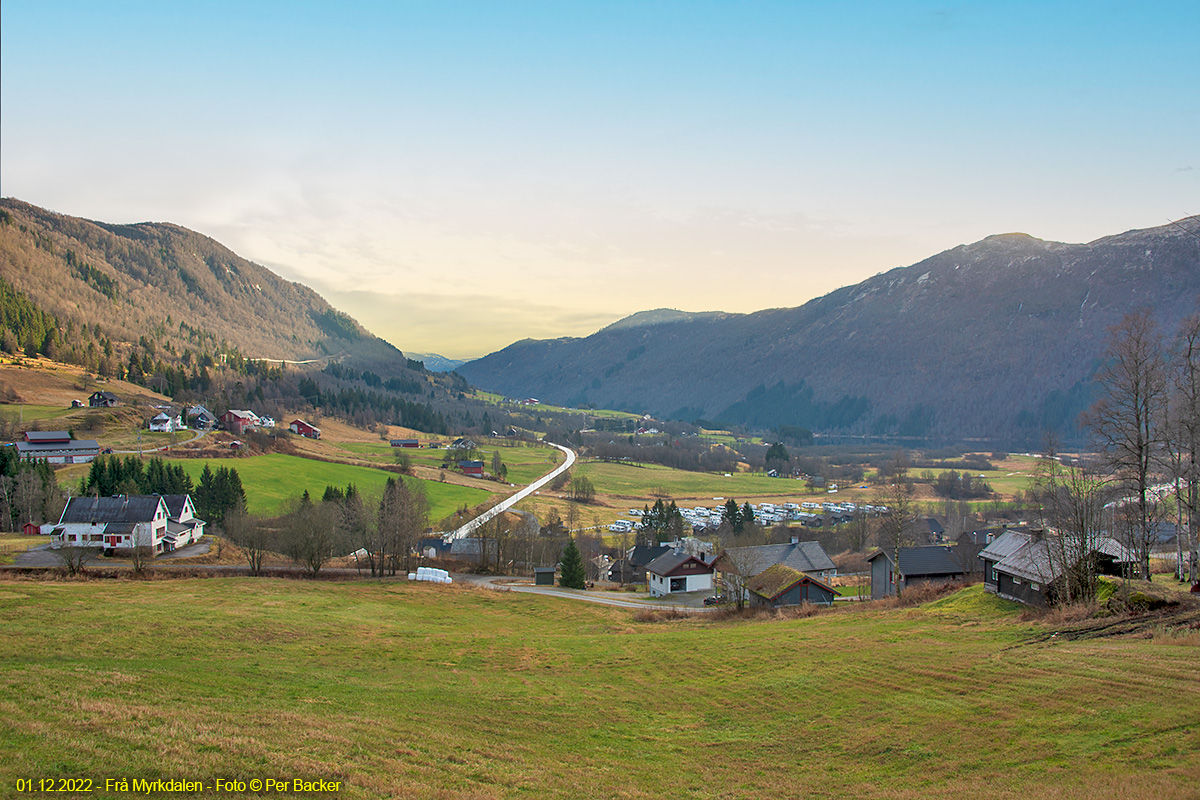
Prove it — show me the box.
[723,498,742,531]
[876,453,921,597]
[715,545,760,611]
[559,538,586,589]
[53,544,99,576]
[1165,311,1200,587]
[765,442,789,472]
[377,477,428,575]
[568,474,595,504]
[1081,310,1167,579]
[284,498,341,578]
[224,506,275,576]
[1031,440,1109,604]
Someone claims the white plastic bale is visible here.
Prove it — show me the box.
[407,573,416,581]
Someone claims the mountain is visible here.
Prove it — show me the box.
[0,198,401,366]
[0,198,464,434]
[403,352,468,373]
[459,218,1200,442]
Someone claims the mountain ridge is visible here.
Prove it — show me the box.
[459,217,1200,441]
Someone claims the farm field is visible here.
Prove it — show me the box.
[0,580,1195,799]
[331,440,563,487]
[162,454,493,521]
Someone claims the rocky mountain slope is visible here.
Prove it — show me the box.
[459,218,1200,441]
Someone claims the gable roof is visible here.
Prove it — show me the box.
[24,431,72,443]
[748,564,840,600]
[645,550,714,577]
[628,545,670,567]
[868,545,964,577]
[980,528,1136,583]
[60,495,166,524]
[718,541,836,576]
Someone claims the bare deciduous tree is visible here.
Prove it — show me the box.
[1165,311,1200,587]
[875,453,921,597]
[1031,442,1109,604]
[1082,310,1167,580]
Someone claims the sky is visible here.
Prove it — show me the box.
[2,2,1197,359]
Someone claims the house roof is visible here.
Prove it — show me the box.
[718,541,836,576]
[645,550,714,577]
[60,496,166,524]
[162,495,200,522]
[90,391,118,400]
[24,431,72,443]
[748,564,840,600]
[627,545,670,567]
[868,545,964,577]
[16,439,100,455]
[980,528,1136,584]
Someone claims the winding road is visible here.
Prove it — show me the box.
[445,441,576,541]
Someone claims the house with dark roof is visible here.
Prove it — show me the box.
[747,564,840,608]
[15,431,100,464]
[867,545,967,599]
[712,538,837,580]
[458,460,484,478]
[645,550,715,597]
[149,411,182,433]
[52,494,206,556]
[978,528,1135,606]
[89,390,119,408]
[625,544,671,583]
[186,405,218,431]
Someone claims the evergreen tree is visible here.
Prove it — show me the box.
[559,538,587,589]
[724,498,742,531]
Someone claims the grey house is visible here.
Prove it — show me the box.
[867,545,966,600]
[713,538,837,580]
[978,528,1135,607]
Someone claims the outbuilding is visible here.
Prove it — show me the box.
[534,567,556,586]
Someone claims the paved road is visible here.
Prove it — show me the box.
[455,572,715,610]
[445,442,576,541]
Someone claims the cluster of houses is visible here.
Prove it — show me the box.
[865,526,1138,607]
[48,493,206,556]
[605,536,843,607]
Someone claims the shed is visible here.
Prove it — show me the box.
[867,546,967,600]
[534,567,556,586]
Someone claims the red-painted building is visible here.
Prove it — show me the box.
[458,460,484,477]
[220,410,260,435]
[290,419,322,439]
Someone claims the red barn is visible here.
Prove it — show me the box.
[458,460,484,477]
[289,419,321,439]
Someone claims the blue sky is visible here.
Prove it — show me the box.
[2,1,1196,357]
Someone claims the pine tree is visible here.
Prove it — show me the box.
[559,538,586,589]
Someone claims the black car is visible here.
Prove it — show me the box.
[703,594,727,606]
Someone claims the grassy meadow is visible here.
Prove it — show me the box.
[162,454,493,522]
[0,579,1195,799]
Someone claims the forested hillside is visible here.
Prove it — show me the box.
[0,199,473,434]
[460,218,1200,443]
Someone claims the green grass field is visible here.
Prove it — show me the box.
[0,581,1194,799]
[0,404,76,422]
[575,459,812,501]
[163,454,492,521]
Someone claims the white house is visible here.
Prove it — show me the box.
[645,550,715,597]
[52,494,205,555]
[149,411,183,433]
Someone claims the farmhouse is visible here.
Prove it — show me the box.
[51,494,205,555]
[645,550,715,597]
[867,545,967,600]
[149,411,183,433]
[978,528,1135,607]
[290,419,321,439]
[625,544,671,583]
[458,460,484,478]
[89,390,119,408]
[15,431,100,464]
[186,405,218,431]
[747,564,840,608]
[221,410,262,435]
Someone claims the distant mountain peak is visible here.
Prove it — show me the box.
[601,308,727,332]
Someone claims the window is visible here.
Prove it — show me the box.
[1031,582,1040,591]
[1013,577,1022,586]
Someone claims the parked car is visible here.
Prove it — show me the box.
[703,594,727,606]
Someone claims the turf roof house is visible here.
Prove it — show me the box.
[645,550,715,597]
[51,494,205,555]
[747,564,840,608]
[867,545,967,600]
